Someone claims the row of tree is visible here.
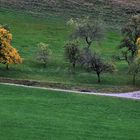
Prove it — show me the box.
[0,15,140,85]
[64,17,114,83]
[64,15,140,84]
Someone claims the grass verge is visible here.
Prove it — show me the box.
[0,84,140,140]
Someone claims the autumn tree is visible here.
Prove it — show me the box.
[67,17,104,49]
[118,15,140,64]
[36,42,51,68]
[0,26,22,69]
[64,41,80,68]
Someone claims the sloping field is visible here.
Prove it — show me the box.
[0,84,140,140]
[0,0,140,26]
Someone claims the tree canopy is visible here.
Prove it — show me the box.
[119,15,140,64]
[68,17,104,49]
[0,26,22,69]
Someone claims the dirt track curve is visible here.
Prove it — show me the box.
[1,83,140,100]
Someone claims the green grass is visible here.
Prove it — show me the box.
[0,8,140,91]
[0,84,140,140]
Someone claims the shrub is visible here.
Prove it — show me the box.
[36,42,50,68]
[64,41,80,68]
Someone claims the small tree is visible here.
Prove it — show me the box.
[119,15,140,64]
[0,26,22,69]
[64,41,80,68]
[129,37,140,85]
[82,51,115,83]
[130,58,140,85]
[36,42,50,68]
[68,17,104,49]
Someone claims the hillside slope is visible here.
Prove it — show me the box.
[0,0,140,26]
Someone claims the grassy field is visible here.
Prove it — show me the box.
[0,84,140,140]
[0,7,140,91]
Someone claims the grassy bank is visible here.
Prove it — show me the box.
[0,84,140,140]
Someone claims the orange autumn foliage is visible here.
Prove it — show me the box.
[0,26,22,67]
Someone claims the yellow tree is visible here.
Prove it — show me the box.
[0,26,22,69]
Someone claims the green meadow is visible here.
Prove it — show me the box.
[0,84,140,140]
[0,5,140,140]
[0,7,140,92]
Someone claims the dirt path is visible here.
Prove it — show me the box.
[1,82,140,100]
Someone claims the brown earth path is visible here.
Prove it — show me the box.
[1,82,140,100]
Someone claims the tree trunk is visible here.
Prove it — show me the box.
[123,52,130,65]
[6,64,9,70]
[133,74,136,85]
[72,62,76,68]
[131,50,135,59]
[87,42,92,49]
[43,63,47,68]
[86,37,92,49]
[97,73,101,83]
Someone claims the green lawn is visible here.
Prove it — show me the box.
[0,84,140,140]
[0,8,140,91]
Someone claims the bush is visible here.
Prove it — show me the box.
[64,41,80,68]
[36,42,51,68]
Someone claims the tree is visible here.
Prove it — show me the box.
[119,15,140,64]
[129,37,140,85]
[130,58,140,85]
[36,42,50,68]
[64,41,80,68]
[0,26,22,69]
[82,51,115,83]
[68,17,104,49]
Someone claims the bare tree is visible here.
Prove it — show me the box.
[68,17,104,49]
[81,51,115,83]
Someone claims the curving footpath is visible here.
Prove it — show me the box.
[0,82,140,100]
